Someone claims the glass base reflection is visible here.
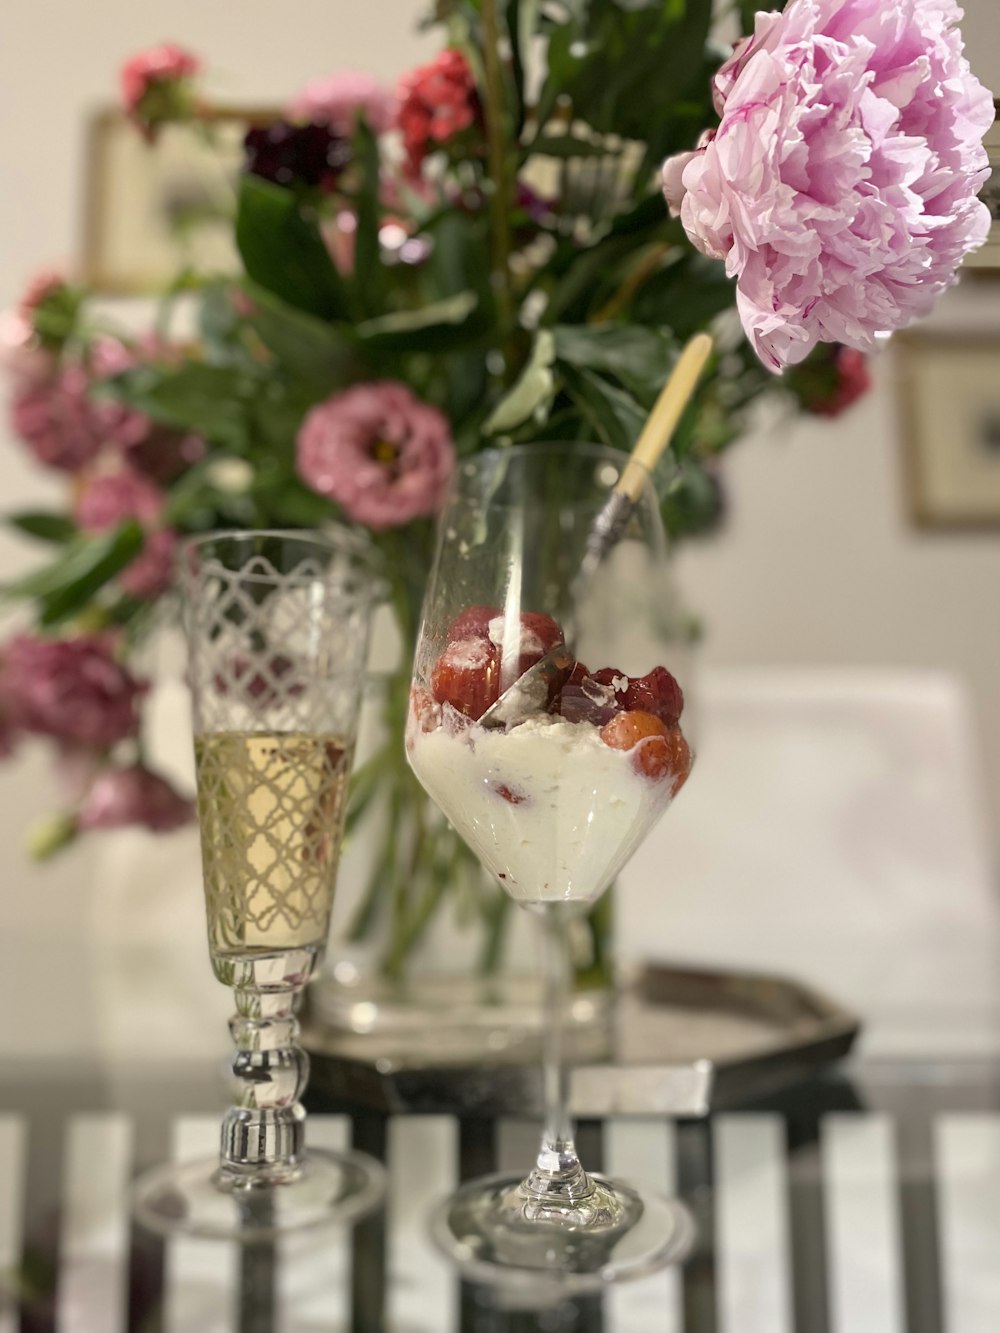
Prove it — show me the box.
[430,1170,695,1292]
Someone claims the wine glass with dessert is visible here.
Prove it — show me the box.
[406,443,696,1289]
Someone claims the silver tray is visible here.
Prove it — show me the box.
[301,962,860,1117]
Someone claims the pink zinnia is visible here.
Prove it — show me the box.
[120,43,201,141]
[662,0,995,371]
[296,380,455,530]
[288,69,397,136]
[2,632,146,749]
[78,763,194,833]
[397,50,480,177]
[75,469,178,599]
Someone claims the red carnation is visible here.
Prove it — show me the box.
[397,49,481,178]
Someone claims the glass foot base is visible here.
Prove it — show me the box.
[133,1148,385,1242]
[430,1171,695,1293]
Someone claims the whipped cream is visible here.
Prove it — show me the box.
[407,713,674,905]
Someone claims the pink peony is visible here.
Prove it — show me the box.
[77,763,194,833]
[288,70,397,136]
[662,0,995,371]
[297,380,454,530]
[397,50,480,177]
[120,43,201,141]
[75,469,178,599]
[2,633,146,749]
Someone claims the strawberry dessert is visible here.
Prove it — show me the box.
[406,605,691,905]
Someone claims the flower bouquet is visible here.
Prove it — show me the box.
[0,0,992,996]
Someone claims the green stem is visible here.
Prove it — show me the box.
[478,888,512,975]
[480,0,515,357]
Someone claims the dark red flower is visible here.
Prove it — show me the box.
[790,343,873,419]
[244,121,352,192]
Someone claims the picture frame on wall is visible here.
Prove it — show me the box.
[81,106,279,294]
[964,100,1000,274]
[896,330,1000,529]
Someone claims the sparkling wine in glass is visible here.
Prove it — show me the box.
[407,444,696,1288]
[133,530,386,1240]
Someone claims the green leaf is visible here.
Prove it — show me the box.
[104,363,251,448]
[245,282,358,389]
[560,365,647,452]
[536,0,715,162]
[554,324,674,399]
[484,330,556,434]
[660,459,724,539]
[355,291,484,353]
[530,135,607,159]
[544,232,645,324]
[7,512,78,544]
[352,120,383,312]
[235,174,350,320]
[631,250,735,339]
[257,477,338,529]
[3,523,145,626]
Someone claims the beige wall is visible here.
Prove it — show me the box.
[0,1,997,1057]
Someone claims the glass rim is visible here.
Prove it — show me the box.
[181,526,373,558]
[449,441,657,511]
[460,441,645,469]
[179,527,385,599]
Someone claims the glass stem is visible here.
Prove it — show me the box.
[214,948,315,1186]
[521,905,593,1203]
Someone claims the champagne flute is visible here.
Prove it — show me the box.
[406,444,696,1288]
[133,530,385,1240]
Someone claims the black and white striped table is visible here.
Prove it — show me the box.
[2,1063,999,1332]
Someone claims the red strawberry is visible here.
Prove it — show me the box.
[518,612,563,657]
[493,782,528,805]
[446,605,501,643]
[430,636,501,720]
[624,666,684,726]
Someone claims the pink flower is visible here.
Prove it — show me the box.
[2,633,146,749]
[75,469,178,599]
[88,336,153,450]
[75,469,165,529]
[297,380,454,530]
[662,0,995,371]
[0,675,19,759]
[77,763,194,833]
[120,43,201,141]
[20,271,66,317]
[397,50,480,177]
[9,365,104,472]
[0,309,54,385]
[288,70,397,136]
